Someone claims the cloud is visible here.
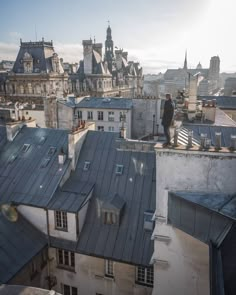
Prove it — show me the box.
[0,42,19,60]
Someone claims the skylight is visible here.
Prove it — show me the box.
[21,144,30,153]
[115,164,124,175]
[83,161,90,171]
[47,146,56,157]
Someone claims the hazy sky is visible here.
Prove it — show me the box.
[1,0,235,74]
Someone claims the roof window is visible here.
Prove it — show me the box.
[21,144,30,153]
[83,161,90,171]
[144,211,154,231]
[47,146,57,157]
[115,164,124,175]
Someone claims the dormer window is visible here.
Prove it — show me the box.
[47,146,56,157]
[115,164,124,175]
[83,161,90,171]
[101,194,125,226]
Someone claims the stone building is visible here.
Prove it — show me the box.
[164,54,221,97]
[69,25,143,98]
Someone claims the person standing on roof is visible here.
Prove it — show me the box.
[161,93,175,147]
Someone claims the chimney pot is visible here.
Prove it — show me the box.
[215,132,222,150]
[187,130,193,148]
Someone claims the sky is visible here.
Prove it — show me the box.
[0,0,236,74]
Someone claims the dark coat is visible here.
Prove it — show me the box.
[161,99,174,127]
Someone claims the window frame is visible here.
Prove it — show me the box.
[87,111,93,120]
[57,249,75,271]
[136,265,154,287]
[105,259,114,278]
[97,111,104,121]
[108,111,115,122]
[62,284,78,295]
[55,210,68,231]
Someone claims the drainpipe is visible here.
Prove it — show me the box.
[45,208,52,290]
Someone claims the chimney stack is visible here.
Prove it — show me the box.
[230,135,236,151]
[187,130,193,148]
[215,132,222,150]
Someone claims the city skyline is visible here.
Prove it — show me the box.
[1,0,236,74]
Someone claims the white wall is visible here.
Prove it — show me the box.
[48,210,77,241]
[153,147,236,295]
[18,205,47,234]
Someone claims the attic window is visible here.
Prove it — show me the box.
[47,146,56,157]
[21,144,30,153]
[40,157,51,168]
[144,211,154,231]
[83,161,90,171]
[104,212,117,225]
[115,164,124,175]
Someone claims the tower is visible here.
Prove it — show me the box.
[105,23,114,73]
[183,50,187,70]
[209,56,220,80]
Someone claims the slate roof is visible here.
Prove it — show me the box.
[76,97,133,110]
[0,126,70,207]
[182,124,236,147]
[0,285,62,295]
[0,212,47,283]
[12,41,61,74]
[51,131,156,266]
[48,181,94,213]
[198,96,236,110]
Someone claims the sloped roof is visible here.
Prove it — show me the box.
[12,41,57,74]
[48,181,94,213]
[64,131,156,266]
[0,212,47,283]
[0,126,7,150]
[76,97,133,110]
[0,126,69,207]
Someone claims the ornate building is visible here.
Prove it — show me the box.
[164,53,221,97]
[1,39,68,105]
[69,25,143,98]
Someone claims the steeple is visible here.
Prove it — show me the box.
[105,21,114,73]
[183,50,187,70]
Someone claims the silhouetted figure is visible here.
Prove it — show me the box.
[162,93,174,147]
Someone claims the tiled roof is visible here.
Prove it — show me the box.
[76,97,133,110]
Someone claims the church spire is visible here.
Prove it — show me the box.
[183,50,187,70]
[105,21,114,73]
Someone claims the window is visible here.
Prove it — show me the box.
[97,126,104,131]
[57,249,75,270]
[21,143,31,153]
[87,111,93,120]
[55,211,68,230]
[136,266,153,287]
[83,161,90,171]
[78,110,83,119]
[26,111,29,115]
[104,212,117,225]
[98,111,103,120]
[108,111,114,121]
[108,126,114,132]
[62,284,78,295]
[115,164,124,175]
[105,259,114,277]
[47,146,57,157]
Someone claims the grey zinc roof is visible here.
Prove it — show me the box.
[182,124,236,147]
[76,97,133,110]
[0,126,70,207]
[0,212,47,283]
[48,181,94,213]
[168,191,234,245]
[12,41,55,74]
[0,126,7,150]
[64,131,155,266]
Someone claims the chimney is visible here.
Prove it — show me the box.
[200,133,207,149]
[215,132,222,150]
[173,128,179,147]
[6,120,36,141]
[120,126,127,139]
[58,148,67,165]
[187,130,193,148]
[230,135,236,151]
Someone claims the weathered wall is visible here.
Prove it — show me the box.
[132,99,161,139]
[9,248,48,289]
[153,148,236,295]
[49,250,152,295]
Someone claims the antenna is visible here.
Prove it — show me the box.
[35,24,38,41]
